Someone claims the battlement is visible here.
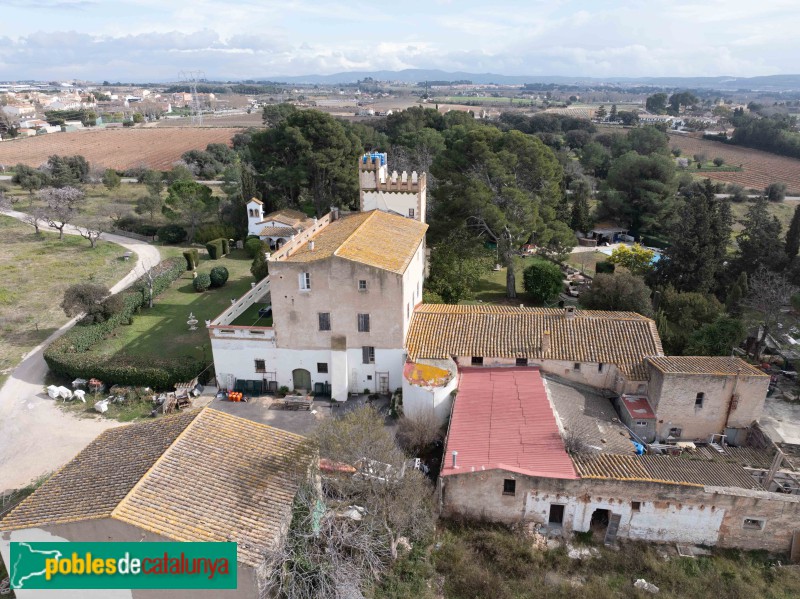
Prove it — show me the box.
[359,152,387,171]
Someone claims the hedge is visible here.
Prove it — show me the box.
[43,257,197,389]
[244,237,262,258]
[221,238,230,254]
[195,224,235,245]
[157,224,187,244]
[182,248,199,271]
[206,238,224,260]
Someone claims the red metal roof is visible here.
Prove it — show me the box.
[620,395,655,419]
[441,367,577,479]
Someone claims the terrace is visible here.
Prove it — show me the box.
[208,275,276,344]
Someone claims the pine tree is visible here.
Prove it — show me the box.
[609,104,618,122]
[569,179,592,233]
[735,196,785,274]
[786,204,800,261]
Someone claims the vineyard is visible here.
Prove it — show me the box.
[0,127,242,171]
[668,133,800,194]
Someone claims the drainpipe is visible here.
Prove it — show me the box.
[723,368,742,433]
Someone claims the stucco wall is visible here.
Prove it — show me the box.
[648,368,769,442]
[440,469,800,553]
[402,371,459,424]
[401,243,425,340]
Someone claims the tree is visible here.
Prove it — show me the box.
[655,180,732,293]
[742,268,797,359]
[522,259,563,303]
[608,244,655,277]
[47,155,90,187]
[579,142,611,178]
[262,102,297,127]
[431,127,562,298]
[667,91,698,115]
[598,152,676,236]
[685,317,746,356]
[734,196,785,274]
[656,287,724,355]
[580,273,652,315]
[162,180,217,242]
[39,186,85,239]
[77,224,103,248]
[609,104,618,122]
[596,105,607,120]
[726,272,748,314]
[786,204,800,261]
[646,93,669,114]
[135,193,163,222]
[13,164,50,195]
[569,179,592,235]
[565,129,591,150]
[102,169,120,190]
[617,110,639,126]
[22,206,47,235]
[61,283,117,323]
[426,229,491,303]
[712,157,725,167]
[765,182,787,202]
[142,169,165,196]
[251,242,269,281]
[612,126,670,157]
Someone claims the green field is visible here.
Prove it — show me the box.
[436,96,535,105]
[0,215,131,387]
[466,256,543,306]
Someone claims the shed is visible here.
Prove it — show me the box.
[616,394,656,443]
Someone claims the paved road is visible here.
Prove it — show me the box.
[0,210,161,493]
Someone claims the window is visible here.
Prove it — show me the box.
[318,312,331,331]
[367,375,372,381]
[574,362,581,371]
[362,346,375,364]
[255,359,266,373]
[743,518,765,530]
[631,501,641,512]
[503,479,516,496]
[358,279,367,291]
[548,504,565,524]
[299,272,311,290]
[471,356,484,366]
[635,420,648,427]
[317,363,328,374]
[516,358,528,366]
[598,362,604,373]
[357,313,370,332]
[695,392,705,408]
[408,208,415,218]
[668,427,682,438]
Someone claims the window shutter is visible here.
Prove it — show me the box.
[362,346,369,364]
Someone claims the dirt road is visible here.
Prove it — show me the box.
[0,210,161,492]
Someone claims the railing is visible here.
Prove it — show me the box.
[212,276,271,326]
[269,213,332,261]
[209,325,276,346]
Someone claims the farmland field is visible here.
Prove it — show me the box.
[0,127,242,171]
[156,112,264,128]
[668,133,800,194]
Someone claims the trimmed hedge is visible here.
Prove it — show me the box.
[244,237,262,258]
[182,248,199,271]
[193,272,211,292]
[209,266,229,288]
[205,238,224,260]
[43,257,200,389]
[221,238,230,254]
[195,224,236,245]
[157,224,187,244]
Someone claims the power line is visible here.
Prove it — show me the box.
[179,70,205,126]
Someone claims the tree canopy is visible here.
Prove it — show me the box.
[162,180,217,243]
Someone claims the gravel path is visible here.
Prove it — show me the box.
[0,210,161,492]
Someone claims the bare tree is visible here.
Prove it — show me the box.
[742,268,798,360]
[261,406,435,599]
[397,410,443,455]
[77,225,103,248]
[22,207,48,235]
[39,186,85,240]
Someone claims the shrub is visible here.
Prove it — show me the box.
[205,238,224,260]
[157,224,187,244]
[193,272,211,292]
[713,157,725,167]
[221,238,230,254]
[522,260,563,303]
[251,244,269,281]
[244,237,263,258]
[595,261,615,274]
[209,266,229,288]
[194,223,236,244]
[115,215,158,237]
[182,249,199,271]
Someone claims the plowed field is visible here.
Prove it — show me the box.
[668,133,800,194]
[0,127,241,171]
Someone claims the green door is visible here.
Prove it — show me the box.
[292,369,311,392]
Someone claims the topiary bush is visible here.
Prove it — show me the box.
[193,272,211,292]
[209,266,229,288]
[195,224,236,245]
[221,238,230,254]
[205,238,224,260]
[157,224,187,244]
[596,261,616,274]
[245,237,262,258]
[182,248,199,271]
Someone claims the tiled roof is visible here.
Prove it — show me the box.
[441,368,578,479]
[620,395,655,419]
[1,409,312,568]
[248,197,263,205]
[259,226,298,237]
[406,305,663,380]
[284,210,427,275]
[0,411,198,531]
[259,208,310,226]
[647,356,767,377]
[572,453,764,489]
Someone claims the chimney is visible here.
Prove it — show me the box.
[330,206,339,221]
[451,451,458,469]
[564,305,576,320]
[309,240,315,251]
[542,330,551,354]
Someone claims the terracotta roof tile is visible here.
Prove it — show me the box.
[406,305,663,380]
[258,208,312,227]
[259,226,298,237]
[284,210,427,274]
[646,356,767,377]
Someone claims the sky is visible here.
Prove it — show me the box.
[1,0,798,82]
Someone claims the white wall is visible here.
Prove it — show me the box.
[402,371,458,424]
[362,191,418,219]
[402,243,426,340]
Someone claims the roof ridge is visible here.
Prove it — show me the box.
[110,409,203,524]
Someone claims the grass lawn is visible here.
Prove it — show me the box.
[467,256,540,306]
[0,215,131,387]
[565,250,606,278]
[730,198,797,235]
[230,301,272,327]
[85,249,255,364]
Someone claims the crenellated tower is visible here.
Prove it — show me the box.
[358,152,427,223]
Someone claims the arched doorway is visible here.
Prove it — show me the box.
[292,369,311,392]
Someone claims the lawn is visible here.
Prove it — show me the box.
[565,250,606,278]
[85,249,255,364]
[0,215,131,387]
[730,198,798,235]
[230,301,273,327]
[467,256,540,306]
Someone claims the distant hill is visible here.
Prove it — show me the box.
[252,69,800,91]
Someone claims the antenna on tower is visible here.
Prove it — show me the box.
[179,70,205,126]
